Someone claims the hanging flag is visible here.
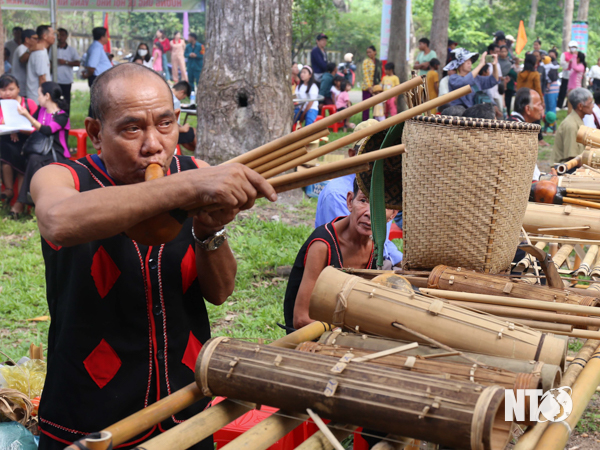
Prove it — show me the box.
[103,13,111,54]
[183,12,190,40]
[515,20,527,54]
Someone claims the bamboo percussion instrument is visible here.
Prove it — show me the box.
[551,243,574,270]
[309,267,567,367]
[576,245,598,277]
[195,337,514,450]
[523,202,600,240]
[318,332,562,392]
[514,241,546,272]
[427,265,597,307]
[225,77,424,166]
[576,125,600,150]
[529,180,600,209]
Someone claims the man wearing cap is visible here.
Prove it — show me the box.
[553,87,594,163]
[508,88,544,180]
[311,33,328,82]
[11,29,37,95]
[558,41,579,109]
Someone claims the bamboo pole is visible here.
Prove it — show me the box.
[576,245,598,277]
[225,77,424,166]
[553,244,574,269]
[245,130,329,169]
[254,147,308,174]
[259,85,471,178]
[540,328,600,339]
[562,197,600,209]
[220,411,308,450]
[515,241,546,272]
[274,164,370,194]
[529,236,600,246]
[419,288,600,316]
[294,426,357,450]
[534,342,600,450]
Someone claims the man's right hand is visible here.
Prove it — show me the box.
[190,53,197,58]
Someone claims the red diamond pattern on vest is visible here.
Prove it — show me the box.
[91,246,121,299]
[83,339,122,389]
[181,245,197,294]
[181,331,203,372]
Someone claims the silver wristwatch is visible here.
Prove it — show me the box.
[192,227,228,251]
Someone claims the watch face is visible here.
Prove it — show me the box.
[209,234,227,250]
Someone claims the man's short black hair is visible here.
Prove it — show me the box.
[173,80,192,98]
[514,87,532,115]
[326,62,337,73]
[463,103,495,120]
[385,62,395,71]
[13,26,23,33]
[36,25,51,39]
[189,32,198,41]
[488,43,499,53]
[442,105,466,116]
[92,27,107,41]
[419,37,430,46]
[57,28,69,36]
[429,58,440,68]
[90,63,173,122]
[353,178,360,196]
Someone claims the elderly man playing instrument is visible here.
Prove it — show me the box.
[553,87,594,164]
[32,63,276,450]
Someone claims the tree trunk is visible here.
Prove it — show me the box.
[387,0,407,110]
[0,8,4,76]
[196,0,293,165]
[430,0,449,78]
[529,0,539,33]
[577,0,590,21]
[562,0,574,53]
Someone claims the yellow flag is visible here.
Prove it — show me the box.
[515,20,528,54]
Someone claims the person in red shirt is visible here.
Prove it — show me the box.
[154,29,172,82]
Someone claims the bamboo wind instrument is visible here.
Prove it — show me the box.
[309,267,567,366]
[523,203,600,240]
[225,77,424,166]
[253,147,308,175]
[530,180,600,209]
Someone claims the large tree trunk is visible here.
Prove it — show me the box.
[577,0,590,21]
[529,0,539,33]
[0,8,4,76]
[562,0,574,53]
[196,0,293,165]
[430,0,449,78]
[387,0,407,111]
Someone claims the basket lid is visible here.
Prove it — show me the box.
[411,115,541,131]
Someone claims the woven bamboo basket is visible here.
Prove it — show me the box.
[402,115,540,273]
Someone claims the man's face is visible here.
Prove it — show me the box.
[189,37,196,45]
[526,90,544,122]
[45,28,56,45]
[580,96,594,115]
[13,29,21,41]
[58,30,68,45]
[318,38,327,49]
[91,74,179,185]
[499,47,508,59]
[490,46,499,55]
[100,34,109,45]
[533,51,541,63]
[497,39,506,47]
[418,42,426,51]
[533,41,541,51]
[450,43,458,50]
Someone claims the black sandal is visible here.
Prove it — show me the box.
[0,187,14,203]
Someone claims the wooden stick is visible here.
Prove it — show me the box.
[538,328,600,340]
[254,147,308,174]
[294,425,358,450]
[420,288,600,317]
[351,342,418,363]
[567,188,600,195]
[274,163,370,194]
[306,409,345,450]
[245,130,329,169]
[260,85,471,178]
[528,236,600,246]
[225,77,424,166]
[563,197,600,210]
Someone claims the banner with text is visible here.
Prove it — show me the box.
[0,0,204,12]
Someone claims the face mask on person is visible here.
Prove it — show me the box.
[138,49,148,57]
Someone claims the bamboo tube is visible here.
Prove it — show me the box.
[225,77,424,165]
[523,203,600,240]
[515,241,546,272]
[515,339,600,450]
[561,197,600,210]
[259,85,471,178]
[576,245,598,277]
[447,301,600,328]
[534,342,600,450]
[220,411,308,450]
[254,147,308,174]
[567,188,600,196]
[541,328,600,339]
[499,318,572,333]
[85,431,113,450]
[548,242,559,257]
[592,250,600,278]
[274,164,370,194]
[245,130,329,169]
[553,244,574,269]
[294,426,358,450]
[419,288,600,316]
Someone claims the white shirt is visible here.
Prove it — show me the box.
[295,83,319,111]
[438,76,450,97]
[11,44,29,95]
[26,48,51,102]
[589,65,600,82]
[330,86,340,103]
[559,53,571,79]
[5,40,19,59]
[56,44,80,84]
[583,104,600,128]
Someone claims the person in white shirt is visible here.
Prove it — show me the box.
[293,65,319,125]
[588,58,600,92]
[26,25,55,103]
[5,27,22,59]
[55,28,80,108]
[583,90,600,129]
[486,43,504,112]
[558,41,578,109]
[438,69,455,97]
[11,29,37,96]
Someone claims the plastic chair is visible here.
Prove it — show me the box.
[389,222,403,240]
[69,129,89,160]
[320,105,344,133]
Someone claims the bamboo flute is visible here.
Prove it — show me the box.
[245,130,329,169]
[274,163,370,194]
[260,85,471,178]
[419,288,600,316]
[225,77,424,166]
[539,328,600,340]
[254,147,308,174]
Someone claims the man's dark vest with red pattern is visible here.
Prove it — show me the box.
[38,155,212,449]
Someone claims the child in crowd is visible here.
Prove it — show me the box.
[426,58,440,113]
[171,81,196,151]
[336,80,354,131]
[372,84,385,121]
[152,42,163,73]
[294,65,319,126]
[330,75,345,105]
[382,62,400,117]
[544,111,557,134]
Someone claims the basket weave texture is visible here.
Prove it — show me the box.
[402,115,540,273]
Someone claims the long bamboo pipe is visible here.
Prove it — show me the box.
[225,77,424,166]
[62,322,333,449]
[245,130,329,169]
[534,342,600,450]
[274,163,370,194]
[419,288,600,317]
[254,147,308,174]
[259,85,471,179]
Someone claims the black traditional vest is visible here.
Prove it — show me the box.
[38,155,212,449]
[283,217,375,329]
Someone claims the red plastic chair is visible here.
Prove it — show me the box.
[69,129,89,160]
[389,222,403,240]
[1,179,19,207]
[320,105,345,133]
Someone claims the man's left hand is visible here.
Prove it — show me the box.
[193,209,238,239]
